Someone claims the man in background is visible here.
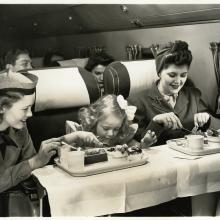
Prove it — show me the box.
[4,49,32,74]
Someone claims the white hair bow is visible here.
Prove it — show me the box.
[117,95,137,121]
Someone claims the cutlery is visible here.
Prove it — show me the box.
[61,141,77,150]
[96,136,111,147]
[181,127,196,134]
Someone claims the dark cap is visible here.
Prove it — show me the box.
[0,72,38,94]
[151,41,192,74]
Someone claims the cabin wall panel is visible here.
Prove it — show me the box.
[0,38,20,55]
[24,22,220,111]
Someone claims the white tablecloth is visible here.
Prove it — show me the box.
[33,146,177,216]
[32,145,220,216]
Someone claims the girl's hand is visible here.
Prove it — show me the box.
[153,112,183,130]
[29,138,62,170]
[194,112,210,128]
[62,131,103,148]
[141,130,157,148]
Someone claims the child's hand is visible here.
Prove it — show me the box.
[141,130,157,148]
[61,131,103,148]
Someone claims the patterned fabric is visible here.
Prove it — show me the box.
[160,93,178,108]
[103,61,130,98]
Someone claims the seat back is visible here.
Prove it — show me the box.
[103,60,158,98]
[27,66,101,149]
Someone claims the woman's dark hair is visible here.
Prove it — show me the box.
[85,52,114,72]
[152,41,193,74]
[43,51,65,67]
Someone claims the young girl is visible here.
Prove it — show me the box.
[67,94,157,148]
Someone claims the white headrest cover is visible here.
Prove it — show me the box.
[29,67,101,112]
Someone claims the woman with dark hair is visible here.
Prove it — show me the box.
[129,40,220,216]
[129,40,219,146]
[85,52,114,95]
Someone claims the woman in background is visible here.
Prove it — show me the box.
[85,52,114,95]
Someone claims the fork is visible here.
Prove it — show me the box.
[181,127,196,134]
[96,136,111,148]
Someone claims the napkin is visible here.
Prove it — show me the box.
[169,150,202,160]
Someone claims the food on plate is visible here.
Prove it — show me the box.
[127,146,143,161]
[84,148,108,165]
[107,144,128,158]
[107,144,144,161]
[206,129,220,145]
[206,129,220,137]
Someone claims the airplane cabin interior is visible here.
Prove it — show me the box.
[1,3,220,217]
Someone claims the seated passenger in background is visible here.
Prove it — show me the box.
[129,40,220,146]
[4,49,32,74]
[0,72,102,216]
[43,50,65,67]
[68,94,157,148]
[85,52,115,95]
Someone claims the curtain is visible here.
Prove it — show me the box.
[210,42,220,114]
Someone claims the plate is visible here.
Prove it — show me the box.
[167,138,220,156]
[54,153,149,177]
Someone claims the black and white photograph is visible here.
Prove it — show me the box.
[1,1,220,217]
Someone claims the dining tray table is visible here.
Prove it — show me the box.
[167,138,220,156]
[54,153,149,177]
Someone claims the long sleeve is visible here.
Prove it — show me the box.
[129,86,220,145]
[194,88,220,130]
[0,126,36,193]
[128,93,165,142]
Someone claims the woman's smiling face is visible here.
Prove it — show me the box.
[2,93,35,130]
[158,64,189,95]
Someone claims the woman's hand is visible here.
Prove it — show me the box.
[61,131,103,148]
[141,130,157,148]
[153,112,183,130]
[29,137,62,170]
[194,112,210,128]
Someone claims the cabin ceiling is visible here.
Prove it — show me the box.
[1,4,220,39]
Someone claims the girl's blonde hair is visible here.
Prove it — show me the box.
[78,94,130,144]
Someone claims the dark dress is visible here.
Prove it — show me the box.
[128,82,219,145]
[0,125,38,216]
[0,125,36,193]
